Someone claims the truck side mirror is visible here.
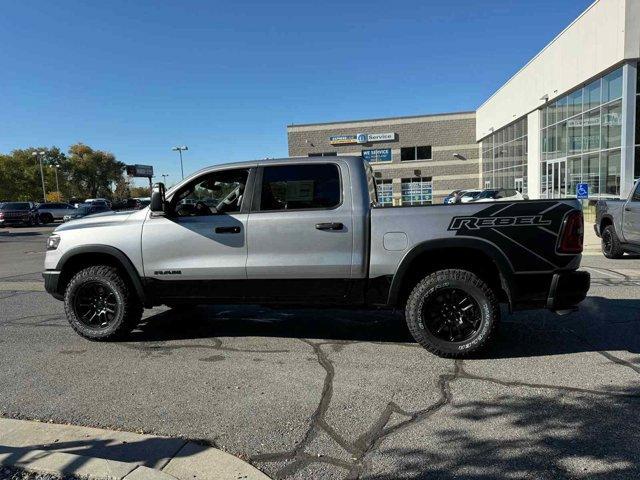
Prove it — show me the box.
[150,183,166,213]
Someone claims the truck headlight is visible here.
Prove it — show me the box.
[46,235,61,251]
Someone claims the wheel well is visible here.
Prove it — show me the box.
[600,216,613,231]
[57,253,140,300]
[395,247,509,307]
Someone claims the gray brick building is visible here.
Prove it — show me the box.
[287,111,480,204]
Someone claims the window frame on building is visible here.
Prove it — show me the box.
[400,145,432,162]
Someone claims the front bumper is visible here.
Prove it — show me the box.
[546,270,590,311]
[43,270,63,300]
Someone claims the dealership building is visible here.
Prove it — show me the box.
[287,0,640,204]
[478,0,639,200]
[287,112,479,205]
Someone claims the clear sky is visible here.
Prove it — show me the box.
[0,0,591,186]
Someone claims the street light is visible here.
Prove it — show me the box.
[453,153,467,161]
[49,164,61,200]
[161,174,169,184]
[31,151,47,201]
[172,146,188,179]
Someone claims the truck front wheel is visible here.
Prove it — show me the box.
[405,269,499,358]
[63,265,143,341]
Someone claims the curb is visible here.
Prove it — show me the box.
[0,447,176,479]
[0,418,271,480]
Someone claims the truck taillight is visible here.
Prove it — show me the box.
[558,210,583,254]
[0,212,3,218]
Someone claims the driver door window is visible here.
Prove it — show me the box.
[172,169,249,217]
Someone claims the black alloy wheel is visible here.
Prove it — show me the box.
[421,287,481,342]
[73,281,120,329]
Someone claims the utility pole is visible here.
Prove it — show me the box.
[32,151,47,201]
[50,164,61,200]
[172,146,188,179]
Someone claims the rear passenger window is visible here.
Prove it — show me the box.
[260,164,340,211]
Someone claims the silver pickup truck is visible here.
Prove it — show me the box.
[595,180,640,258]
[43,156,590,357]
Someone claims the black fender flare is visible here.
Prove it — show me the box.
[387,237,515,307]
[56,245,146,303]
[598,214,615,233]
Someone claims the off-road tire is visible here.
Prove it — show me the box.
[405,269,499,358]
[64,265,143,340]
[601,225,624,259]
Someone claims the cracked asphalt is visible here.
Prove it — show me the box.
[1,225,640,479]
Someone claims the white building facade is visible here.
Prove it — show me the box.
[477,0,640,200]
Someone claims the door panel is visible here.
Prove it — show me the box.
[623,183,640,243]
[246,162,354,298]
[142,213,248,280]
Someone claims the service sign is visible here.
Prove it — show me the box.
[363,132,395,143]
[362,148,392,162]
[329,135,357,145]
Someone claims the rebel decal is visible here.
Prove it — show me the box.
[448,215,551,231]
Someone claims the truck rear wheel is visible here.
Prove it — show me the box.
[405,269,499,358]
[63,265,142,341]
[601,225,624,259]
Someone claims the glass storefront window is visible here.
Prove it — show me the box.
[568,156,582,196]
[601,100,622,149]
[583,109,600,151]
[568,89,582,118]
[567,116,582,154]
[585,79,601,111]
[585,154,600,195]
[556,96,568,122]
[401,178,432,206]
[376,179,393,206]
[480,117,528,194]
[603,68,623,103]
[601,150,621,196]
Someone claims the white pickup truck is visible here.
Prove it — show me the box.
[595,180,640,258]
[43,156,590,357]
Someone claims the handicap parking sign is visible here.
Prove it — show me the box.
[576,183,589,200]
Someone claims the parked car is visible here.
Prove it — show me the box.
[112,198,142,211]
[443,190,463,204]
[0,202,40,227]
[62,204,110,222]
[446,189,483,204]
[594,180,640,258]
[43,156,589,357]
[37,203,77,224]
[85,198,112,209]
[471,188,525,203]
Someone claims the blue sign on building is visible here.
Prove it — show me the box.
[576,183,589,199]
[362,148,392,163]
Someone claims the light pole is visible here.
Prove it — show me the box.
[50,164,61,200]
[172,146,188,179]
[161,174,169,184]
[32,151,47,201]
[453,153,467,161]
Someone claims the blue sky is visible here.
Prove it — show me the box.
[0,0,591,186]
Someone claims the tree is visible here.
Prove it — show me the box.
[113,176,132,200]
[65,143,124,199]
[0,147,66,202]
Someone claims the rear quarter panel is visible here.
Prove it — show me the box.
[370,200,582,279]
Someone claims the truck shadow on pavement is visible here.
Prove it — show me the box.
[128,296,640,359]
[360,383,640,480]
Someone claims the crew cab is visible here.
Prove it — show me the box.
[595,180,640,258]
[43,156,590,357]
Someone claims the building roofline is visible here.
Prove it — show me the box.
[477,0,600,110]
[287,110,476,129]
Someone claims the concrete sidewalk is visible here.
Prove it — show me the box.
[0,418,271,480]
[583,222,602,256]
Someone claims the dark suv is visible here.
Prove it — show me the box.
[0,202,40,227]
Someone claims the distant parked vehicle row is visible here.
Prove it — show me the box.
[444,188,526,204]
[0,202,40,227]
[63,203,111,222]
[37,203,77,224]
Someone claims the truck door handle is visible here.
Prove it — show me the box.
[315,222,343,231]
[215,226,241,234]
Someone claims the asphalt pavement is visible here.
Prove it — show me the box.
[1,224,640,479]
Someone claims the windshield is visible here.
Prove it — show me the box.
[76,206,91,214]
[477,190,498,199]
[462,191,482,199]
[1,202,30,210]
